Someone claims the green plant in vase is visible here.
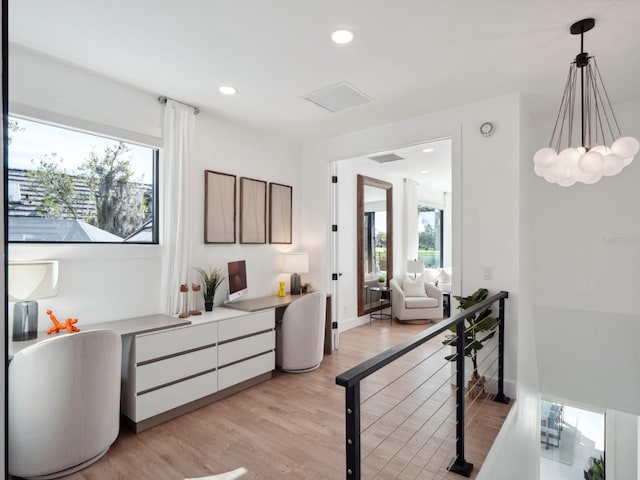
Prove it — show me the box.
[442,288,499,399]
[195,266,226,311]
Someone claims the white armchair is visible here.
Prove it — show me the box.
[389,277,443,322]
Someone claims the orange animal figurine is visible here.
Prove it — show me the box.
[46,309,80,334]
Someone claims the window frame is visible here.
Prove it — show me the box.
[7,114,160,245]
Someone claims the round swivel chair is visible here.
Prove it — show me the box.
[9,329,122,479]
[276,291,326,372]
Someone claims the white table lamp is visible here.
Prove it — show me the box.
[282,253,309,295]
[9,261,59,341]
[407,260,423,278]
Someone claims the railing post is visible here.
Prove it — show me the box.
[448,318,473,477]
[345,383,361,479]
[494,296,510,404]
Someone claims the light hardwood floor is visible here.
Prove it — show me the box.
[61,322,511,480]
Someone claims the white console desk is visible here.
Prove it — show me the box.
[9,293,332,433]
[9,308,276,433]
[8,314,190,359]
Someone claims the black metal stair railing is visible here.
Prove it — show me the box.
[335,291,509,479]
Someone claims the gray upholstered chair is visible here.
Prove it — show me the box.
[276,291,326,372]
[9,330,122,479]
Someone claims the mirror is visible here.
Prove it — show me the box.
[357,174,393,316]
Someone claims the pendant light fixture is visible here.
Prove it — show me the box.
[534,18,639,186]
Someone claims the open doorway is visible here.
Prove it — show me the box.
[330,138,452,332]
[540,400,605,480]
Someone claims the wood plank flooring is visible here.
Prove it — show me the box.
[60,322,511,480]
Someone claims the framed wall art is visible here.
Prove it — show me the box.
[269,182,292,244]
[204,170,236,243]
[240,177,267,244]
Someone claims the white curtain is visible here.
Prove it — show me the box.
[403,178,419,275]
[160,100,196,314]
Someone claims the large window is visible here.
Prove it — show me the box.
[8,116,159,243]
[418,206,443,268]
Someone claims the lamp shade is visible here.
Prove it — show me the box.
[282,253,309,274]
[407,260,423,275]
[8,261,59,301]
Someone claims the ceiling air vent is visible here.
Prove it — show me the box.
[368,153,404,163]
[303,82,373,112]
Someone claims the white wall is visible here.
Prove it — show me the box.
[529,97,640,416]
[8,46,302,327]
[606,409,639,480]
[188,111,303,305]
[477,92,541,480]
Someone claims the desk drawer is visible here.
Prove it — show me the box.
[218,331,274,367]
[136,345,217,393]
[136,322,217,363]
[218,351,274,390]
[136,370,218,421]
[218,310,273,342]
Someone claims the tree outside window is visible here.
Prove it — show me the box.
[418,206,443,268]
[8,116,158,243]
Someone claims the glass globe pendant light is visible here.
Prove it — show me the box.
[534,18,639,186]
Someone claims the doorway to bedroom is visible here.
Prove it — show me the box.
[330,137,453,335]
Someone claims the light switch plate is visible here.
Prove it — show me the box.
[483,267,493,280]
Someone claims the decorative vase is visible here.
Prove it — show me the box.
[467,373,486,400]
[178,284,190,318]
[278,281,286,297]
[204,302,213,312]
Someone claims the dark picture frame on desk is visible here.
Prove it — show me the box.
[204,170,236,243]
[240,177,267,244]
[269,182,292,244]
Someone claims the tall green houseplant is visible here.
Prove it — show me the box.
[195,266,226,310]
[442,288,499,394]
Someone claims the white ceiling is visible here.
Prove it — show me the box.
[343,138,452,197]
[8,1,640,143]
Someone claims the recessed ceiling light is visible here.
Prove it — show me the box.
[420,170,429,174]
[422,148,434,153]
[331,29,355,44]
[219,85,237,95]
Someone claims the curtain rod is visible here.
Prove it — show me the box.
[157,95,200,115]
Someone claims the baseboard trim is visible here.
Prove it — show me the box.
[338,315,371,332]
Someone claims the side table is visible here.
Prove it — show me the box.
[442,292,451,318]
[368,286,392,325]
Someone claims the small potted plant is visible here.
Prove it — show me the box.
[194,266,226,311]
[584,455,605,480]
[377,276,386,287]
